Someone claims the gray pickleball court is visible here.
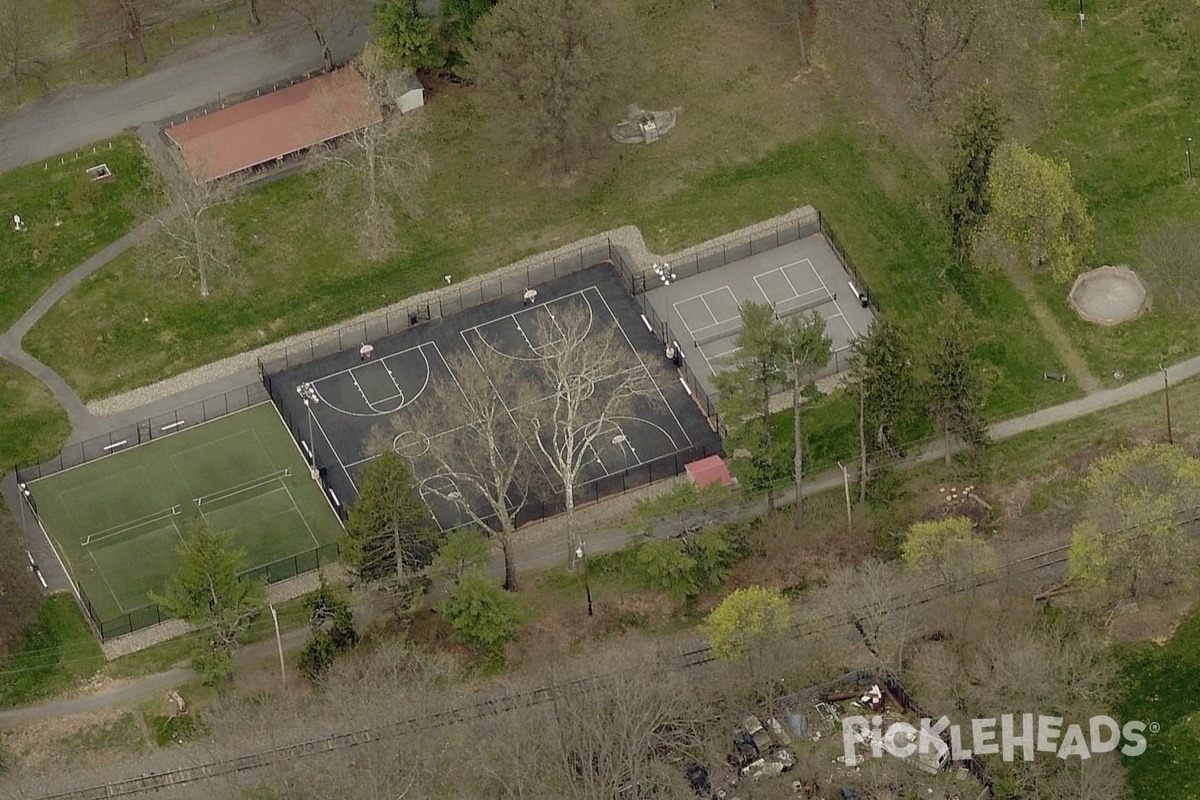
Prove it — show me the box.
[645,233,876,401]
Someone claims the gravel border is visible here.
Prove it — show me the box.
[87,206,818,416]
[98,565,349,659]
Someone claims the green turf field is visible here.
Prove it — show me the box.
[29,403,344,627]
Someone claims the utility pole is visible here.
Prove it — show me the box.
[837,463,852,534]
[1160,365,1173,444]
[1078,0,1085,32]
[576,543,593,616]
[270,604,286,687]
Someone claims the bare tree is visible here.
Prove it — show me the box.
[523,300,656,568]
[404,348,538,591]
[0,0,46,104]
[819,558,918,671]
[268,0,356,70]
[835,0,991,108]
[89,0,147,66]
[246,0,261,26]
[1140,219,1200,310]
[150,164,236,298]
[317,44,429,258]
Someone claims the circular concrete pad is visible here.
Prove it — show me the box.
[1068,266,1149,326]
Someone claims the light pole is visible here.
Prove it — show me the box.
[837,463,852,534]
[303,398,314,460]
[269,604,286,687]
[576,542,593,616]
[1160,364,1173,444]
[1078,0,1085,32]
[1187,137,1194,182]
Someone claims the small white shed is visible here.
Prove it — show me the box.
[385,72,425,114]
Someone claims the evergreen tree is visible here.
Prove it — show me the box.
[714,302,787,509]
[151,520,263,684]
[846,318,919,502]
[345,451,436,586]
[946,90,1006,262]
[923,294,988,466]
[779,311,832,533]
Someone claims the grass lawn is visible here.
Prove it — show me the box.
[1028,0,1200,382]
[2,0,258,112]
[0,134,154,332]
[1115,603,1200,799]
[0,360,69,471]
[0,594,104,708]
[26,1,1074,418]
[27,403,343,633]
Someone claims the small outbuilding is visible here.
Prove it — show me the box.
[385,72,425,114]
[686,454,735,489]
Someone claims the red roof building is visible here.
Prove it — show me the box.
[685,454,735,489]
[165,68,382,182]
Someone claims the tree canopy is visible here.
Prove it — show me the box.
[1068,445,1200,603]
[702,586,791,661]
[469,0,629,172]
[946,89,1006,262]
[922,293,988,465]
[345,451,436,586]
[151,520,264,683]
[972,141,1095,283]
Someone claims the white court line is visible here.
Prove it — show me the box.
[310,403,358,494]
[311,340,430,385]
[314,345,431,418]
[591,287,694,448]
[89,548,128,614]
[671,292,718,338]
[281,481,320,549]
[811,260,855,336]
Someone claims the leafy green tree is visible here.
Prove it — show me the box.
[438,0,496,66]
[438,570,522,657]
[635,540,697,600]
[780,311,832,533]
[689,529,740,592]
[151,521,263,684]
[901,516,994,590]
[846,318,919,502]
[972,141,1095,283]
[430,527,491,585]
[946,89,1006,262]
[702,586,790,662]
[1067,445,1200,602]
[371,0,441,73]
[345,451,436,586]
[298,575,358,681]
[469,0,630,172]
[923,294,988,466]
[715,302,787,509]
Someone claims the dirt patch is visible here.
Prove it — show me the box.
[1107,597,1195,644]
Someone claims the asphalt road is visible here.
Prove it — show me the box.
[0,6,371,174]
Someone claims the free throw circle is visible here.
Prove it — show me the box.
[393,430,431,459]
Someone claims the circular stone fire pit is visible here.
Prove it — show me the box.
[1068,266,1149,326]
